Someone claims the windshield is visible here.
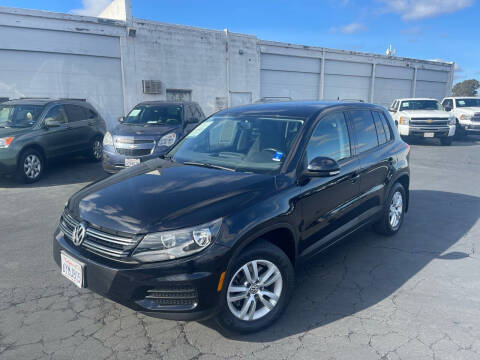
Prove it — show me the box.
[400,100,443,111]
[169,114,305,174]
[124,104,183,126]
[456,98,480,107]
[0,105,44,128]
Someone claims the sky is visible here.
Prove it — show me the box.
[0,0,478,84]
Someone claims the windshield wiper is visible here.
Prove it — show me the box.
[183,161,236,172]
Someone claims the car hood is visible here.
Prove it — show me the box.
[399,110,450,118]
[68,159,276,234]
[456,107,480,114]
[0,127,31,138]
[112,124,180,139]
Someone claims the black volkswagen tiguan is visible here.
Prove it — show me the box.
[53,101,410,333]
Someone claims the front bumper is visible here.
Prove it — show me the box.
[398,124,455,137]
[102,147,168,174]
[53,228,231,320]
[458,120,480,133]
[0,148,18,175]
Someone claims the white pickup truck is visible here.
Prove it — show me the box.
[441,97,480,136]
[388,98,456,145]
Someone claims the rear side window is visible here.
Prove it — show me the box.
[349,110,379,154]
[372,111,387,144]
[305,112,351,163]
[65,104,88,122]
[380,112,393,142]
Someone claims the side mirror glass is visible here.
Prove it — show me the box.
[44,118,61,128]
[305,156,340,177]
[118,116,125,123]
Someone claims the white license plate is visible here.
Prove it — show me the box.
[424,132,434,138]
[61,251,84,288]
[125,158,140,167]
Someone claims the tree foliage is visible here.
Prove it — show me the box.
[452,79,480,97]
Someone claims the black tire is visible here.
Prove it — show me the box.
[440,137,452,146]
[215,240,295,334]
[374,182,406,236]
[88,136,103,162]
[17,148,44,183]
[454,120,466,139]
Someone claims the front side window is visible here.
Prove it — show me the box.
[305,112,351,163]
[0,105,44,128]
[349,110,379,154]
[124,104,183,126]
[170,114,305,173]
[456,98,480,107]
[400,100,443,111]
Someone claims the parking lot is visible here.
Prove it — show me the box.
[0,136,479,360]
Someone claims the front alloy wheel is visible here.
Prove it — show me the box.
[216,241,294,334]
[90,138,103,161]
[227,260,283,321]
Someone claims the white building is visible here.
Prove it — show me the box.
[0,0,455,128]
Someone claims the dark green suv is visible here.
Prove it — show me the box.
[0,98,106,183]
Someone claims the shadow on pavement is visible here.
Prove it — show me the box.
[206,190,480,340]
[0,156,108,188]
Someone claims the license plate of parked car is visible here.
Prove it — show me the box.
[424,132,434,138]
[61,251,84,288]
[125,158,140,167]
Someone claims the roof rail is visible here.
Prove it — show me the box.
[19,97,52,100]
[59,98,87,102]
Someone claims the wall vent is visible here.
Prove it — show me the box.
[142,80,162,94]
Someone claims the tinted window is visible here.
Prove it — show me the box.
[400,100,443,111]
[88,109,97,119]
[372,112,387,144]
[349,110,378,153]
[44,105,67,124]
[124,104,183,126]
[305,112,351,163]
[380,112,393,142]
[455,98,480,107]
[65,104,88,122]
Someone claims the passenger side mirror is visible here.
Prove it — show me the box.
[118,116,125,123]
[44,118,61,128]
[305,157,340,177]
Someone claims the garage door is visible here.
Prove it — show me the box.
[260,53,320,100]
[373,65,413,107]
[324,60,372,102]
[415,69,449,100]
[0,27,123,127]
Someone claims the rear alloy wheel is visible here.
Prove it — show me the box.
[440,137,452,146]
[89,138,103,162]
[18,149,44,183]
[216,241,294,334]
[374,182,406,236]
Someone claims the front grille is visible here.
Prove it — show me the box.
[59,211,139,259]
[116,148,152,156]
[472,113,480,122]
[114,137,155,157]
[144,287,198,307]
[410,118,449,126]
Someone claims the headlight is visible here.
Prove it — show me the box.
[132,218,222,262]
[399,116,409,125]
[460,114,472,120]
[448,116,456,125]
[157,133,176,147]
[0,136,14,148]
[103,132,113,146]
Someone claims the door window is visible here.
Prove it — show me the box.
[349,110,379,154]
[44,105,67,124]
[65,105,88,122]
[380,112,393,142]
[305,112,351,163]
[372,112,387,145]
[442,99,453,110]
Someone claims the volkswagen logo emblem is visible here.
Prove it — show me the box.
[72,222,87,246]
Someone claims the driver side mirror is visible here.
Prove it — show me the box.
[44,118,61,128]
[304,157,340,177]
[118,116,125,123]
[389,107,396,112]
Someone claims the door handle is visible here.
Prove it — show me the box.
[350,172,360,183]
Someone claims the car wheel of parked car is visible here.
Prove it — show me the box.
[440,138,452,146]
[374,182,406,236]
[17,148,44,183]
[216,241,294,334]
[454,121,466,139]
[89,137,103,162]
